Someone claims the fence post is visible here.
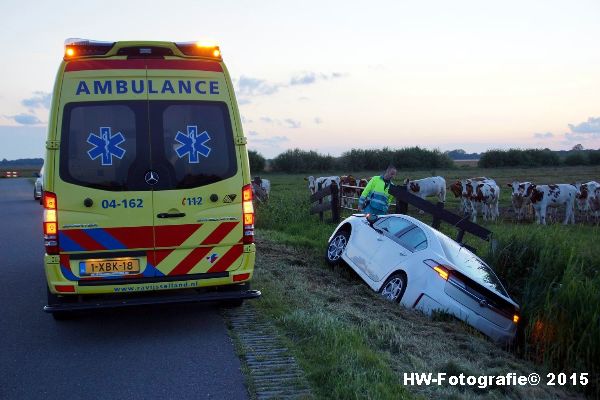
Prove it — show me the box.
[394,185,409,214]
[331,182,340,223]
[456,229,465,243]
[432,202,444,229]
[318,182,324,222]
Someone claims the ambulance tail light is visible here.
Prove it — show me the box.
[43,192,59,255]
[175,41,223,60]
[242,184,254,244]
[64,38,115,60]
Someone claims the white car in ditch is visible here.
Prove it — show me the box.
[326,214,519,344]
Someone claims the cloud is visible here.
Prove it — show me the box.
[9,113,43,125]
[248,130,259,136]
[533,132,553,139]
[290,72,344,86]
[241,115,253,124]
[22,92,51,110]
[314,117,323,124]
[236,71,346,103]
[237,76,282,97]
[561,116,600,144]
[568,117,600,134]
[284,119,301,129]
[259,116,301,129]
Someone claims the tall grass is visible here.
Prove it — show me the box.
[484,225,600,394]
[256,170,600,396]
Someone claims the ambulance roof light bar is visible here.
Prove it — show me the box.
[175,41,222,60]
[64,38,115,60]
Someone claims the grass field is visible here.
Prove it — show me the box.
[251,165,599,399]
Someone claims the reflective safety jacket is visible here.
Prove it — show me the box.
[358,175,395,214]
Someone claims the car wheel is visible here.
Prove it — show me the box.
[380,272,407,303]
[326,230,349,266]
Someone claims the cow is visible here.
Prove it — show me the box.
[404,176,446,207]
[252,176,271,203]
[506,181,533,221]
[574,181,600,220]
[404,176,446,215]
[305,175,341,195]
[449,177,494,215]
[589,187,600,223]
[525,184,577,225]
[463,180,500,222]
[340,175,358,208]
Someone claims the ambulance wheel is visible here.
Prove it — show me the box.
[326,230,349,266]
[379,272,407,304]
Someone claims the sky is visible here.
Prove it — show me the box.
[1,0,599,159]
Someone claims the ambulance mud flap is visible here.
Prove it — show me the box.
[44,285,261,313]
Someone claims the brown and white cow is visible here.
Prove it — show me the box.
[463,179,500,222]
[589,187,600,223]
[525,184,577,225]
[305,175,341,195]
[340,175,358,208]
[404,176,446,214]
[506,181,533,221]
[574,181,600,219]
[449,177,493,215]
[404,176,446,202]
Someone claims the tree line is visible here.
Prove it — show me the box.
[249,147,600,173]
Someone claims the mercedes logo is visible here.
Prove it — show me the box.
[145,171,159,185]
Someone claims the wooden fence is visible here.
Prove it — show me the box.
[309,182,340,223]
[336,183,492,243]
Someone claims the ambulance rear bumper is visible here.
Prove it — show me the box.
[44,286,261,313]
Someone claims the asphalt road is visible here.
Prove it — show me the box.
[0,178,248,400]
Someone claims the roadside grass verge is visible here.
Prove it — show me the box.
[253,233,579,399]
[254,167,599,398]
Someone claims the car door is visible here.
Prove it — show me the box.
[367,217,428,282]
[344,218,385,278]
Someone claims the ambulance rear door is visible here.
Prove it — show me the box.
[146,62,245,279]
[54,62,158,283]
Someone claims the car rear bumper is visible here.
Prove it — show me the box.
[44,285,261,313]
[414,293,516,345]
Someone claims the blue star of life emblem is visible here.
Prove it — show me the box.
[87,127,126,166]
[175,125,211,163]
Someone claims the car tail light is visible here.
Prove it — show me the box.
[43,191,59,255]
[513,314,519,324]
[423,259,449,281]
[242,184,254,244]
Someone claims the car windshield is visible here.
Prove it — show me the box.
[435,232,508,297]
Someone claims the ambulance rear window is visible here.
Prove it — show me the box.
[151,101,236,189]
[60,101,147,191]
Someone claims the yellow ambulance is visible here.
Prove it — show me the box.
[43,39,259,318]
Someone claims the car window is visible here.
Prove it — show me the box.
[377,216,413,235]
[152,101,237,189]
[396,226,428,251]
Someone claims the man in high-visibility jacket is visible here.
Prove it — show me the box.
[358,166,397,215]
